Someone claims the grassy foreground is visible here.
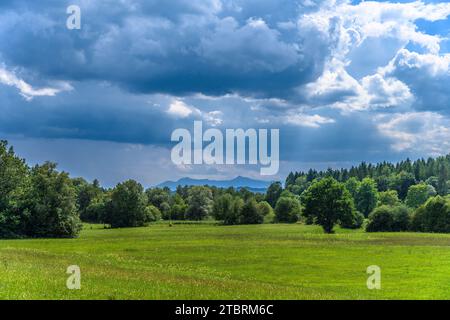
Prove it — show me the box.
[1,222,450,299]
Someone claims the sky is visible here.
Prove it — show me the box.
[0,0,449,187]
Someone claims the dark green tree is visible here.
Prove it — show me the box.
[185,186,213,220]
[412,196,450,233]
[345,177,360,199]
[240,198,263,224]
[257,201,274,223]
[24,162,82,237]
[274,197,300,223]
[389,171,416,200]
[169,194,187,220]
[377,190,400,207]
[212,194,234,221]
[105,180,151,228]
[302,177,355,233]
[366,205,411,232]
[355,178,378,217]
[406,183,436,208]
[265,182,283,208]
[0,141,29,238]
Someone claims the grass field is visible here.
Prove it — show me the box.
[1,222,450,299]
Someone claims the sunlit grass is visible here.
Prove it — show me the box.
[1,223,450,299]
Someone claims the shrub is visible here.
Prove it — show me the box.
[366,206,394,232]
[391,205,411,231]
[239,199,264,224]
[169,203,186,220]
[340,211,365,229]
[274,197,300,223]
[257,201,275,224]
[224,197,243,225]
[212,194,234,221]
[169,194,187,220]
[146,205,162,222]
[411,196,450,233]
[83,197,107,223]
[366,205,411,232]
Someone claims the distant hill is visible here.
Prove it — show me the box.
[156,176,272,193]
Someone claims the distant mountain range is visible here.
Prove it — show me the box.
[156,176,273,193]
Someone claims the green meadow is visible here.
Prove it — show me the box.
[1,222,450,300]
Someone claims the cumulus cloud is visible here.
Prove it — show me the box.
[312,0,450,54]
[383,49,450,113]
[167,99,200,118]
[377,112,450,156]
[294,0,450,112]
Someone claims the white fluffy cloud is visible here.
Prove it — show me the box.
[0,66,70,100]
[166,99,201,118]
[377,112,450,156]
[305,0,450,54]
[294,0,450,113]
[382,49,450,112]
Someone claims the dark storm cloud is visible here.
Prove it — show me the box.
[0,0,333,99]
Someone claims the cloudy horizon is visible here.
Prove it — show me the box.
[1,0,449,187]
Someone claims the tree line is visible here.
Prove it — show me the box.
[1,140,450,238]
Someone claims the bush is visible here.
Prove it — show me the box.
[239,199,264,224]
[274,197,300,223]
[83,197,107,223]
[263,211,276,224]
[256,201,273,216]
[257,201,275,224]
[366,205,411,232]
[340,211,365,229]
[224,198,243,225]
[392,205,411,231]
[412,196,450,233]
[212,194,234,221]
[146,205,162,222]
[169,203,186,220]
[366,206,394,232]
[169,194,187,220]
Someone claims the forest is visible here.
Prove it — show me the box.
[1,139,449,238]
